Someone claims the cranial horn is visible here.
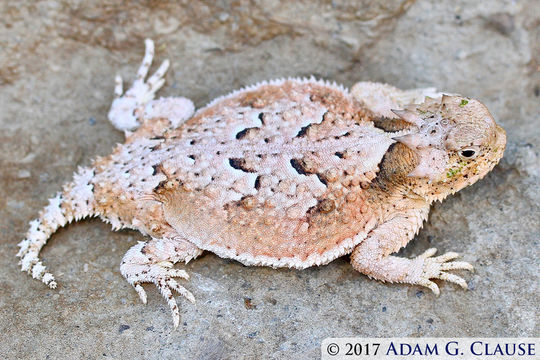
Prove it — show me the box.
[441,94,452,105]
[392,133,422,148]
[390,109,423,127]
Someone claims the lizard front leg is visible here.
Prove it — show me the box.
[107,39,194,133]
[350,206,473,295]
[120,236,202,327]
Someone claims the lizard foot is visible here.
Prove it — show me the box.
[108,38,170,132]
[411,248,474,296]
[120,243,195,328]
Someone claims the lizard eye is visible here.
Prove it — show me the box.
[459,147,479,159]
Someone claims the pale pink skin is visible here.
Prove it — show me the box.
[17,39,506,327]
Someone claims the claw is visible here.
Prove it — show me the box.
[147,59,170,90]
[114,75,123,97]
[168,269,190,279]
[137,39,155,80]
[440,261,474,272]
[167,278,195,304]
[121,258,194,328]
[149,79,165,96]
[434,251,460,262]
[418,279,440,296]
[438,272,468,289]
[419,247,438,259]
[413,248,473,294]
[157,278,180,328]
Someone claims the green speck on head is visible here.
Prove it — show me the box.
[459,99,469,107]
[446,159,469,178]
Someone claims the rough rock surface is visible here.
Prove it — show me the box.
[0,0,538,358]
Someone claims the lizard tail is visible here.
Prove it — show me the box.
[17,166,96,288]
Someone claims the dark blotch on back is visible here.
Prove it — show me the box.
[236,127,258,140]
[254,175,262,190]
[290,158,310,175]
[291,158,328,187]
[229,158,256,173]
[316,173,328,186]
[295,124,311,138]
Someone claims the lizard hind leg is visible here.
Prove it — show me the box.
[120,237,203,328]
[107,39,171,132]
[17,167,96,288]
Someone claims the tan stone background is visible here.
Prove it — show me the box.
[0,1,538,358]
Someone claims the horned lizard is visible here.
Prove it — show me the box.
[17,39,506,327]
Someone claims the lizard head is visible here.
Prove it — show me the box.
[392,95,506,201]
